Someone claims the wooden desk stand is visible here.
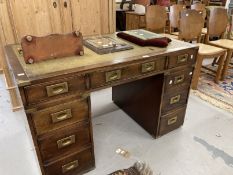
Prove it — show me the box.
[5,33,198,175]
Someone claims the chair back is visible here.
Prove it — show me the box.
[169,4,186,28]
[146,5,168,33]
[134,0,151,6]
[201,0,209,6]
[179,10,204,41]
[191,3,207,19]
[207,8,228,39]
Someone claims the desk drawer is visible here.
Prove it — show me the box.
[32,98,89,136]
[168,49,196,68]
[90,57,166,89]
[161,88,189,115]
[159,107,186,136]
[164,67,194,93]
[44,148,94,175]
[38,122,92,162]
[24,75,86,105]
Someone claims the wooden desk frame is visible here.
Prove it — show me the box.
[5,37,198,175]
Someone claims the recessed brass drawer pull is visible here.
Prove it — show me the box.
[142,62,155,73]
[177,54,188,64]
[168,116,178,125]
[46,82,68,97]
[170,95,181,104]
[174,75,185,84]
[62,160,79,173]
[57,135,75,149]
[51,109,72,123]
[106,70,121,82]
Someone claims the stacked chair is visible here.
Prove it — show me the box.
[177,9,227,89]
[145,5,231,89]
[146,5,168,33]
[206,8,233,79]
[169,4,186,35]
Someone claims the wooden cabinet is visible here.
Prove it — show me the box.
[126,12,146,30]
[0,0,116,72]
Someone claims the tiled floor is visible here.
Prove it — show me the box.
[0,74,233,175]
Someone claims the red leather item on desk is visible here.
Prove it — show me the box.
[117,32,171,48]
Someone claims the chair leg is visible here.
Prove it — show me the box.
[191,54,203,90]
[221,50,233,80]
[215,52,226,83]
[212,57,218,66]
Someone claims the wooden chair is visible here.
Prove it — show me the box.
[191,3,207,20]
[169,4,186,35]
[178,10,227,89]
[134,0,151,6]
[146,5,168,33]
[202,0,210,5]
[191,3,207,40]
[206,8,233,80]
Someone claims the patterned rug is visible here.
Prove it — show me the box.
[191,64,233,114]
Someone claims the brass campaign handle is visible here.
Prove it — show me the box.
[168,116,178,125]
[57,135,75,149]
[46,82,68,97]
[51,109,72,123]
[62,160,79,173]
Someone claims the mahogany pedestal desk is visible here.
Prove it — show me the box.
[5,34,198,175]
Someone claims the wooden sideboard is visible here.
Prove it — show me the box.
[5,33,198,175]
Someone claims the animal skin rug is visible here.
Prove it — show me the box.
[109,161,153,175]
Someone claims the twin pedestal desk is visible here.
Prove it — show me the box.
[5,35,198,175]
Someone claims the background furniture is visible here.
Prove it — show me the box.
[206,8,233,80]
[177,10,226,89]
[126,11,146,30]
[146,5,168,33]
[5,32,198,175]
[169,4,187,34]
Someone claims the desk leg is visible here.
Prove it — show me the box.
[112,74,164,137]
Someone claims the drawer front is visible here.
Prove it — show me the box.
[90,57,166,89]
[44,148,94,175]
[161,88,189,115]
[164,67,194,92]
[38,123,92,162]
[168,49,196,68]
[159,107,186,136]
[24,75,86,105]
[32,98,89,136]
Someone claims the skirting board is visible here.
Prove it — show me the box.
[3,69,23,112]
